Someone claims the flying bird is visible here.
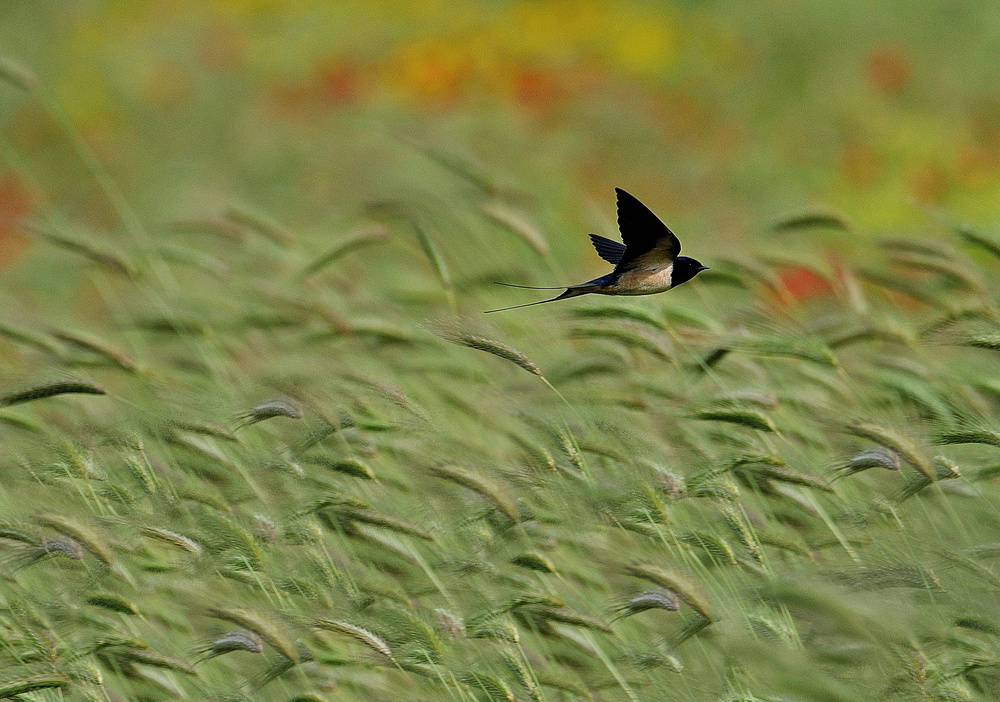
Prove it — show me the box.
[487,188,708,312]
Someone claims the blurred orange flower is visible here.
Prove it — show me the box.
[389,38,474,105]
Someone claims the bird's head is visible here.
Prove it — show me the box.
[671,256,709,288]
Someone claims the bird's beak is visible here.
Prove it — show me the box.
[699,265,710,271]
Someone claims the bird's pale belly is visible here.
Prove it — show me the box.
[605,266,673,295]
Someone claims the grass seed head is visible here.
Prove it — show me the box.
[411,221,453,298]
[301,224,390,277]
[842,421,934,479]
[671,613,714,646]
[932,455,961,479]
[656,467,687,499]
[852,447,901,470]
[826,320,916,348]
[305,456,376,480]
[624,563,713,620]
[692,409,777,433]
[723,508,764,564]
[832,562,942,591]
[961,333,1000,350]
[27,221,136,277]
[195,629,265,661]
[679,530,738,565]
[833,447,902,480]
[896,460,960,501]
[435,325,542,375]
[737,336,838,367]
[500,648,542,701]
[957,224,1000,260]
[0,380,106,407]
[39,536,84,560]
[36,514,113,565]
[736,463,833,492]
[85,594,139,615]
[461,672,517,702]
[466,619,520,643]
[235,399,304,429]
[168,216,246,241]
[223,205,293,246]
[891,251,986,292]
[331,505,433,540]
[525,606,611,632]
[0,674,68,698]
[207,607,299,662]
[51,329,137,371]
[105,647,196,674]
[314,618,396,662]
[429,464,519,521]
[934,426,1000,448]
[0,320,65,357]
[510,552,556,573]
[771,208,852,233]
[0,525,41,546]
[611,589,681,620]
[2,536,83,573]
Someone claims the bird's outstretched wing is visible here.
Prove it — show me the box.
[613,188,680,271]
[589,234,627,265]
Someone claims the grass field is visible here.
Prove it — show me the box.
[4,3,1000,700]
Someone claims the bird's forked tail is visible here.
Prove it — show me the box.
[485,286,590,313]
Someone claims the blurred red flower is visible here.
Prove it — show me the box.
[512,67,565,114]
[317,58,359,104]
[0,175,32,266]
[777,264,833,302]
[865,45,911,96]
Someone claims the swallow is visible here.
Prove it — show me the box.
[487,188,708,312]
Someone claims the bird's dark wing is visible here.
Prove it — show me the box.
[589,234,627,265]
[614,188,680,271]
